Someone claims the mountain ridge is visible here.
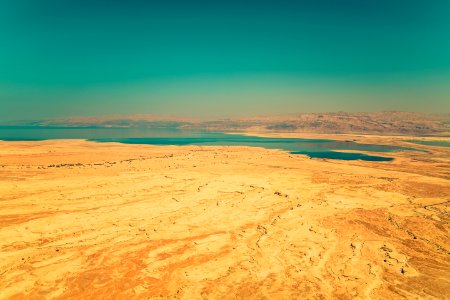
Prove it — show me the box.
[3,111,449,136]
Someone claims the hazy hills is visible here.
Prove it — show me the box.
[4,112,450,136]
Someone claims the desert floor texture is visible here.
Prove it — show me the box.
[0,134,449,299]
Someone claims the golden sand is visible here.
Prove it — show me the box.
[0,135,449,299]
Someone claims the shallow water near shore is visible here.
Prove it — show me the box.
[409,139,450,147]
[0,126,409,161]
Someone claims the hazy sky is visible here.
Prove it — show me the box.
[1,0,449,121]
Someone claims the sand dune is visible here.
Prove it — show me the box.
[0,135,449,299]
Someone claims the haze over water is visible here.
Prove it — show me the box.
[1,0,449,121]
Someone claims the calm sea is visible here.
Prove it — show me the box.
[0,126,412,161]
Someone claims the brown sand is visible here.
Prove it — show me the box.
[0,135,449,299]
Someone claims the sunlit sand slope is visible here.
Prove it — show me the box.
[0,137,449,299]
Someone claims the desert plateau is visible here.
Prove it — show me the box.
[0,134,449,299]
[1,1,450,298]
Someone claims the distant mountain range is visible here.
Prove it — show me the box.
[3,112,449,136]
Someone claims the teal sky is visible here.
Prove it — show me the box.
[1,0,449,121]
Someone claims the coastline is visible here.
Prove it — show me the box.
[0,136,449,298]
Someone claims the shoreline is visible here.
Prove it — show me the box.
[0,136,449,298]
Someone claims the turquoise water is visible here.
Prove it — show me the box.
[409,140,450,147]
[291,151,393,161]
[0,126,410,161]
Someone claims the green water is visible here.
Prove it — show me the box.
[290,151,393,161]
[0,126,413,161]
[409,140,450,147]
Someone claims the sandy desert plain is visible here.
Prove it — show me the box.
[0,133,449,299]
